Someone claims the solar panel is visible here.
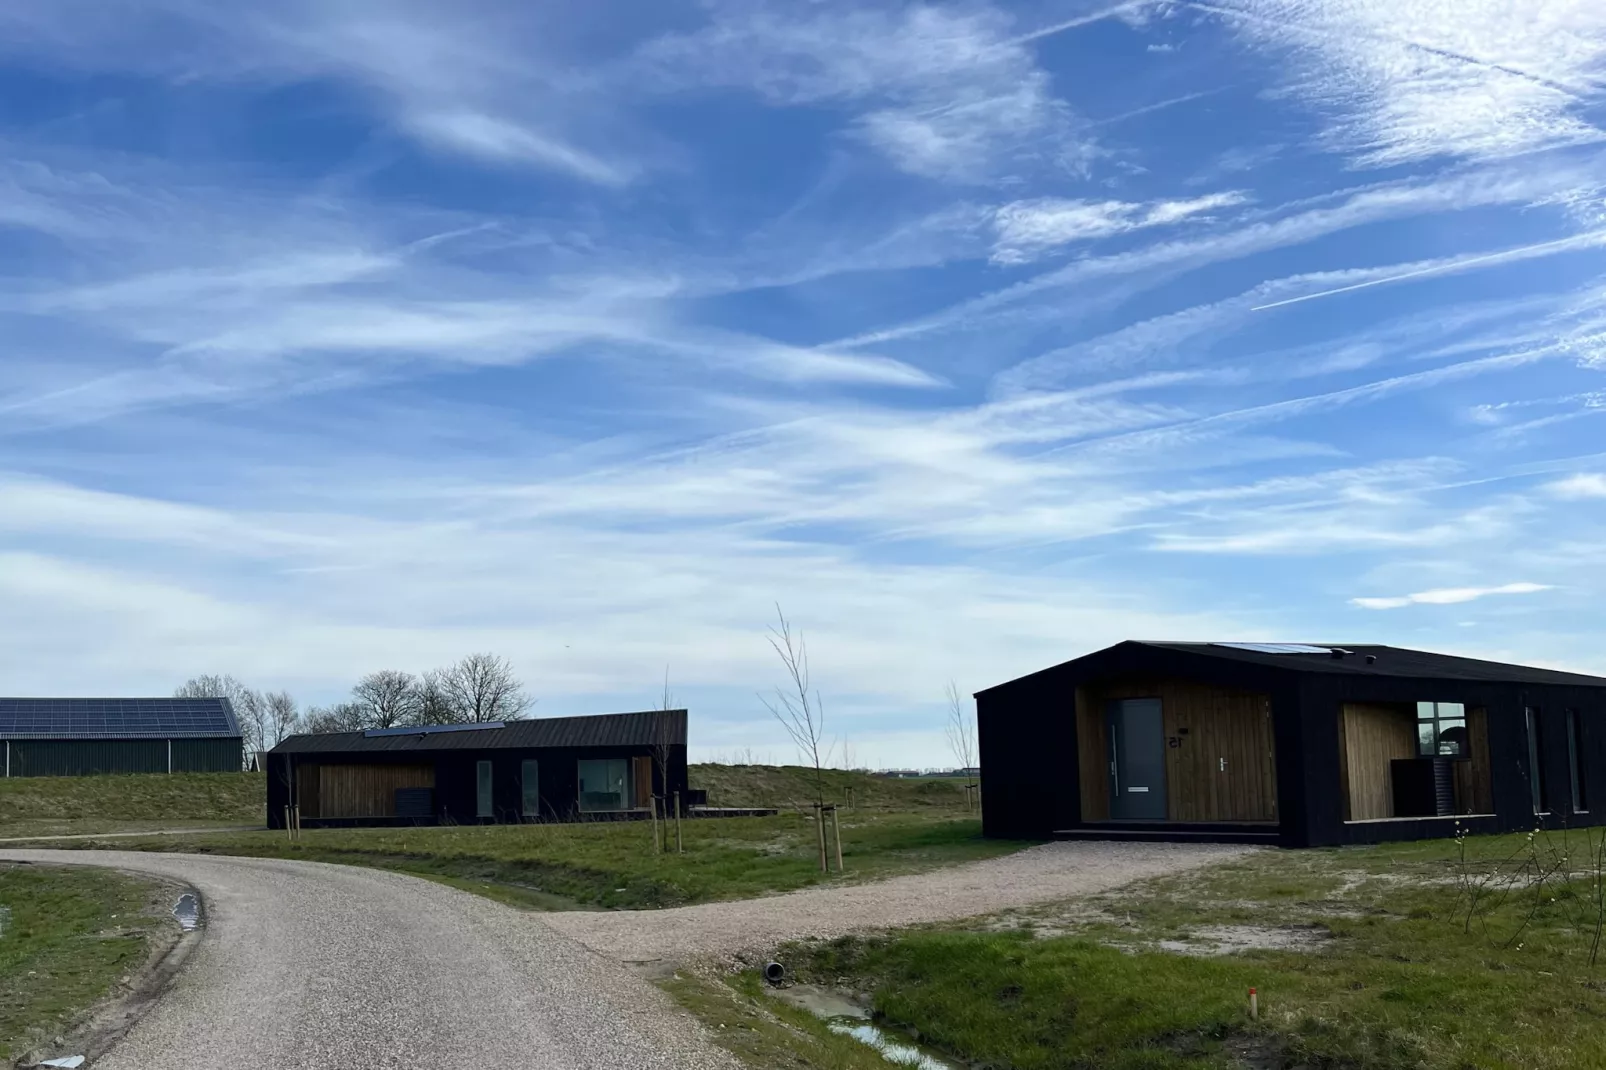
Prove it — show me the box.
[0,697,241,740]
[1212,643,1335,655]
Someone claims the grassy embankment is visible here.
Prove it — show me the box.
[3,767,1019,910]
[0,864,175,1063]
[685,827,1606,1070]
[0,772,262,839]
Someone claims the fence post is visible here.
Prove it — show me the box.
[831,805,844,872]
[674,791,684,854]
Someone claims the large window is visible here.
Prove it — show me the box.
[521,759,541,819]
[1526,707,1548,814]
[1416,702,1467,757]
[1568,710,1587,814]
[476,760,493,819]
[578,758,631,812]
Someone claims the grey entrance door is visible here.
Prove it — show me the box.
[1108,698,1167,820]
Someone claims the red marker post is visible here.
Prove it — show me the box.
[1249,987,1259,1021]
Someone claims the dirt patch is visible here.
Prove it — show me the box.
[1155,923,1334,956]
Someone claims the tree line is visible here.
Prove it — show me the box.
[176,652,532,756]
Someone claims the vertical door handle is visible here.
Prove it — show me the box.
[1219,757,1227,772]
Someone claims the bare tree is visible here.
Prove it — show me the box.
[261,691,301,747]
[351,670,421,729]
[414,670,454,723]
[300,702,368,735]
[651,666,677,798]
[176,674,263,763]
[760,605,832,808]
[432,653,532,723]
[945,680,978,809]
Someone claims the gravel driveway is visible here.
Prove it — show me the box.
[0,849,739,1070]
[545,840,1255,965]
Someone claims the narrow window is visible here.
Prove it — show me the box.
[521,759,540,819]
[1568,710,1587,814]
[476,760,493,819]
[1525,707,1548,814]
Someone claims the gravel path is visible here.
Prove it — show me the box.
[545,840,1255,965]
[0,849,739,1070]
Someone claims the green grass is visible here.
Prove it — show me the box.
[9,765,1012,910]
[55,809,1022,910]
[0,864,172,1062]
[0,772,264,838]
[770,829,1606,1070]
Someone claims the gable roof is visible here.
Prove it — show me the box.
[1143,643,1606,686]
[978,641,1606,694]
[270,708,686,755]
[0,697,242,740]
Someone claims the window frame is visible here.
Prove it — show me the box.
[1567,709,1587,815]
[1415,701,1467,758]
[476,759,494,819]
[1525,706,1549,815]
[521,758,541,819]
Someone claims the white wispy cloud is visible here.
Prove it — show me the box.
[1351,582,1554,610]
[990,191,1248,264]
[633,1,1092,183]
[0,1,636,184]
[1547,473,1606,498]
[1211,0,1606,166]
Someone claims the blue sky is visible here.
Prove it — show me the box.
[3,0,1606,766]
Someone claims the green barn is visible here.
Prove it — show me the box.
[0,697,243,777]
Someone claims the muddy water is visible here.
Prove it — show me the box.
[770,984,961,1070]
[172,892,200,931]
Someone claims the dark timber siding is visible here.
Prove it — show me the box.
[4,737,241,777]
[266,744,690,828]
[977,641,1606,848]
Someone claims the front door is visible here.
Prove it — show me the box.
[1108,698,1167,820]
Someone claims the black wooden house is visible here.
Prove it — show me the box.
[266,708,688,828]
[978,642,1606,847]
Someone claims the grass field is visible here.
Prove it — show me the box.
[0,864,173,1063]
[725,827,1606,1070]
[8,766,1014,910]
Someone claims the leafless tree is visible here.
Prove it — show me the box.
[176,674,264,763]
[945,680,978,809]
[299,701,368,735]
[351,670,421,729]
[760,605,832,807]
[432,653,532,723]
[650,666,678,799]
[261,691,301,747]
[414,670,454,723]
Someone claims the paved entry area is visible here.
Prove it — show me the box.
[545,840,1257,965]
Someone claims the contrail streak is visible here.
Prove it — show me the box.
[1251,232,1606,312]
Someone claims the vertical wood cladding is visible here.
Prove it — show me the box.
[303,763,435,818]
[1079,679,1276,822]
[1339,703,1417,821]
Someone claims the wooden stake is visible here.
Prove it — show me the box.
[650,796,661,854]
[831,806,844,873]
[284,805,292,841]
[815,804,828,872]
[674,791,684,854]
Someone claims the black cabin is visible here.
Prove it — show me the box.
[977,642,1606,848]
[266,708,688,828]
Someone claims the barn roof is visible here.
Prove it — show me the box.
[978,641,1606,694]
[270,708,687,754]
[0,697,242,740]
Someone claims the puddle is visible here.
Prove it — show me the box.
[772,985,962,1070]
[172,893,201,931]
